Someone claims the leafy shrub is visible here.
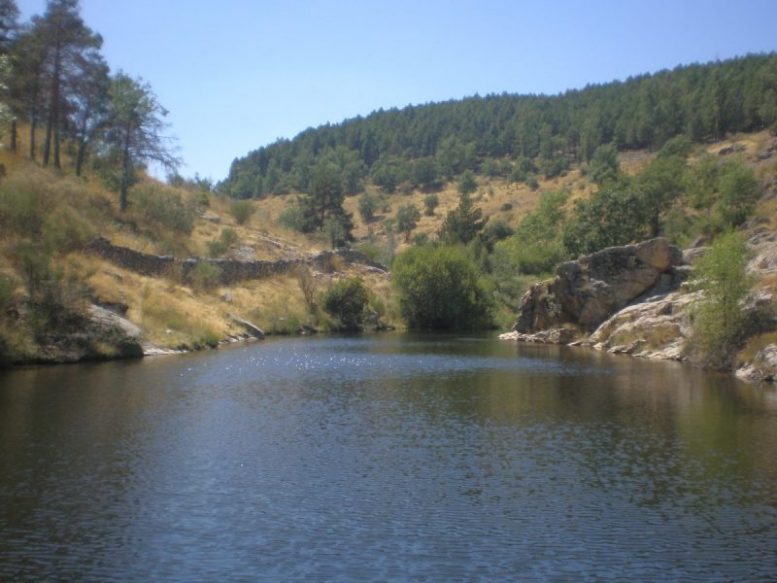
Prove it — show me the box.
[278,200,306,231]
[11,243,91,332]
[230,200,255,225]
[423,193,439,216]
[220,227,238,247]
[392,245,494,330]
[495,190,569,272]
[132,184,196,234]
[207,228,239,257]
[717,161,760,227]
[690,231,752,367]
[321,277,370,331]
[207,239,228,258]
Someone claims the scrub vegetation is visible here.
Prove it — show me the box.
[0,0,776,368]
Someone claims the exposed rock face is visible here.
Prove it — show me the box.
[587,290,700,360]
[228,313,265,339]
[22,304,145,365]
[747,229,777,275]
[499,328,577,345]
[514,238,686,333]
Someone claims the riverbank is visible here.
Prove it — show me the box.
[499,235,777,385]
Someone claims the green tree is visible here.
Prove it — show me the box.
[370,156,406,193]
[691,231,752,367]
[412,157,438,190]
[438,191,485,245]
[396,203,421,242]
[685,154,720,212]
[34,0,102,169]
[657,134,692,159]
[563,182,646,256]
[717,161,760,227]
[298,156,354,242]
[10,22,48,159]
[393,245,493,330]
[69,48,110,175]
[457,170,477,196]
[358,190,380,223]
[103,73,179,211]
[0,0,19,53]
[322,215,352,249]
[635,155,686,236]
[588,143,619,184]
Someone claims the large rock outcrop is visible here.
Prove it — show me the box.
[514,238,687,333]
[586,290,700,360]
[5,304,145,366]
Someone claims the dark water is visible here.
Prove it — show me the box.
[1,334,776,581]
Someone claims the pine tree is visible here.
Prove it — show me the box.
[103,73,179,211]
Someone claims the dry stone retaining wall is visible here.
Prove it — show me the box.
[87,237,387,285]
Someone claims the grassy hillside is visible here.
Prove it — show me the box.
[1,124,776,365]
[222,54,777,199]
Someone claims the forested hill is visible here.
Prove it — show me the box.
[222,53,777,199]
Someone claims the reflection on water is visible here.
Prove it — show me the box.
[1,334,776,580]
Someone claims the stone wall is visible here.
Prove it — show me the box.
[87,237,388,285]
[87,237,177,277]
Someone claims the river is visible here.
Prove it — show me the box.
[1,334,776,580]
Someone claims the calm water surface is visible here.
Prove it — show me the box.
[1,334,776,580]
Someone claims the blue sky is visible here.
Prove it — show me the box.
[16,0,777,181]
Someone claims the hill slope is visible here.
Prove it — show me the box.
[222,54,777,199]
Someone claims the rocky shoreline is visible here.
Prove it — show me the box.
[499,236,777,385]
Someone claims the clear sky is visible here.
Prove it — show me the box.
[16,0,777,182]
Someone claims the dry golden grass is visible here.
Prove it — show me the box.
[82,250,397,347]
[339,168,595,253]
[4,126,776,353]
